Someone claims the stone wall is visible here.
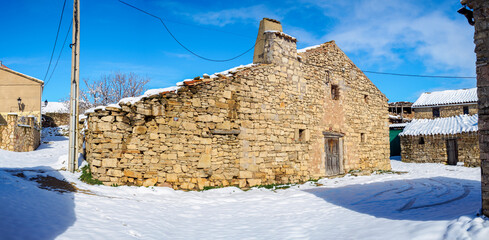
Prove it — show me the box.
[83,24,390,190]
[466,0,489,217]
[42,113,70,127]
[413,104,477,119]
[401,133,479,167]
[0,113,40,152]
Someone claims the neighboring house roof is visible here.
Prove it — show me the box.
[42,102,69,114]
[0,65,44,84]
[412,88,477,108]
[389,123,408,128]
[399,114,478,136]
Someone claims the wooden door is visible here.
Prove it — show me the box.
[325,138,341,175]
[446,139,458,165]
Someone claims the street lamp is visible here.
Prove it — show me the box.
[17,97,22,111]
[458,6,475,26]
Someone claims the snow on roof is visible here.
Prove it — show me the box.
[42,102,68,114]
[399,114,478,136]
[264,30,297,42]
[390,123,408,128]
[412,88,477,108]
[297,44,322,53]
[118,86,181,105]
[85,63,256,114]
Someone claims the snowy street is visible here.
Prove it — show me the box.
[0,135,488,240]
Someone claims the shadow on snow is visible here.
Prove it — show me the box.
[0,166,76,239]
[304,176,480,221]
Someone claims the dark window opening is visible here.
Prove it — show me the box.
[419,137,425,145]
[331,85,339,100]
[364,95,368,103]
[361,133,366,143]
[432,107,440,118]
[463,106,469,115]
[299,129,305,141]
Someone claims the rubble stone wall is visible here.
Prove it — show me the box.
[401,133,479,167]
[43,113,70,127]
[0,114,40,152]
[413,104,478,119]
[467,0,489,216]
[84,31,390,189]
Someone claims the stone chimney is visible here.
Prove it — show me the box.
[253,18,297,64]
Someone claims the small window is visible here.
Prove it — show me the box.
[331,85,339,100]
[463,106,469,115]
[299,129,305,141]
[432,107,440,118]
[361,133,366,143]
[364,95,368,103]
[419,137,425,145]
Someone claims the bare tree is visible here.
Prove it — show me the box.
[81,72,150,107]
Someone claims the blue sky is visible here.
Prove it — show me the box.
[0,0,476,103]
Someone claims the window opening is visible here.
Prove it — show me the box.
[299,129,305,141]
[331,85,339,100]
[432,107,440,118]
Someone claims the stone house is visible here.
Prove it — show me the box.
[389,101,413,123]
[0,63,42,151]
[82,18,390,189]
[400,114,479,166]
[42,101,70,127]
[0,63,44,125]
[400,88,479,166]
[412,88,477,119]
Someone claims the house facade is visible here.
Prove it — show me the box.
[400,88,479,166]
[412,88,477,119]
[0,63,43,151]
[82,18,391,189]
[42,101,70,127]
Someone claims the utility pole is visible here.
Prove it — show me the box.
[68,0,80,173]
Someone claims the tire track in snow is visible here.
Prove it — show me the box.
[399,185,471,211]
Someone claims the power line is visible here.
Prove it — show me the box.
[118,0,256,62]
[120,0,475,79]
[45,20,73,87]
[44,0,68,81]
[361,70,476,79]
[301,58,476,79]
[161,18,254,39]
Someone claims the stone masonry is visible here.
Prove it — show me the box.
[0,113,40,152]
[413,104,477,119]
[401,133,479,167]
[83,19,391,190]
[465,0,489,217]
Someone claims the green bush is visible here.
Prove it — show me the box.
[79,165,103,185]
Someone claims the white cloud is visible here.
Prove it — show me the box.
[192,5,281,27]
[297,0,476,76]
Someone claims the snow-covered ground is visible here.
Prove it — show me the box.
[0,133,488,240]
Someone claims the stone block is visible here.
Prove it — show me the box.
[198,153,211,168]
[166,174,178,182]
[239,171,253,179]
[247,179,262,187]
[102,158,117,168]
[124,170,136,178]
[143,178,158,187]
[133,126,147,134]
